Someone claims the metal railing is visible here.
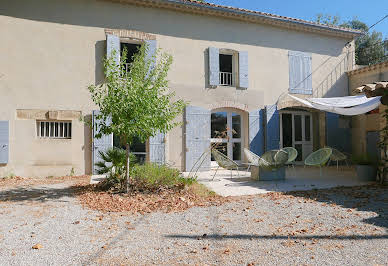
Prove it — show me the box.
[219,72,233,86]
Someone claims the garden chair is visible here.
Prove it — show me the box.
[211,149,241,180]
[304,148,332,176]
[243,148,261,171]
[244,148,288,171]
[281,147,298,169]
[327,147,348,170]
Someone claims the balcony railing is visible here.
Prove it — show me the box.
[219,72,233,86]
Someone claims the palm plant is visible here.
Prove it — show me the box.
[95,147,137,189]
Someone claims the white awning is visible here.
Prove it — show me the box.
[288,94,381,116]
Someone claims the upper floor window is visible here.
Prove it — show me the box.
[208,47,248,89]
[219,54,234,86]
[120,42,141,74]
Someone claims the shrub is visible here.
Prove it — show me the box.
[95,147,137,190]
[130,163,196,192]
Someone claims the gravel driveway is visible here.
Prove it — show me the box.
[0,179,387,265]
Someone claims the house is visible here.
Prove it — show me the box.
[0,0,361,177]
[348,61,388,160]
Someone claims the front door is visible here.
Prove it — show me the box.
[211,110,243,165]
[280,111,313,162]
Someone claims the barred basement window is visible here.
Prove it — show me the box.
[37,121,72,139]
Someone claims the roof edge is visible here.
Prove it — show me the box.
[347,61,388,76]
[107,0,362,39]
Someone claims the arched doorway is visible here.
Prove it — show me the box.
[211,108,245,165]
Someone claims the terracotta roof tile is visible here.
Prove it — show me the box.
[177,0,361,34]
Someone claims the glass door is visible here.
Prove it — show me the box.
[281,111,313,162]
[211,110,243,164]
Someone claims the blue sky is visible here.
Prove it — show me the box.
[210,0,388,38]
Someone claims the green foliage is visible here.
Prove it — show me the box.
[88,43,186,144]
[315,13,340,26]
[315,15,387,65]
[95,147,137,188]
[87,42,187,191]
[130,163,197,191]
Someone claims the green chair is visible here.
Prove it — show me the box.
[304,148,332,176]
[244,148,288,171]
[261,150,289,171]
[211,149,241,180]
[282,147,298,168]
[327,147,348,170]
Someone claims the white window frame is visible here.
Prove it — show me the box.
[279,110,313,162]
[37,121,72,139]
[211,109,244,166]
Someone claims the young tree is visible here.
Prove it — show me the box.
[88,44,186,192]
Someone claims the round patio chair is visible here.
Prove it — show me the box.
[260,149,289,171]
[211,148,240,180]
[243,148,261,171]
[282,147,298,168]
[327,147,348,170]
[304,148,332,176]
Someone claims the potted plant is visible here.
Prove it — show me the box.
[352,154,377,181]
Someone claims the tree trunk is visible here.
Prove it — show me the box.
[126,143,130,193]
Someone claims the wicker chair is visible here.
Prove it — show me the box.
[211,149,241,180]
[281,147,298,168]
[304,148,332,176]
[327,147,348,170]
[244,148,288,171]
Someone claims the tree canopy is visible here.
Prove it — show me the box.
[315,14,387,65]
[88,44,187,192]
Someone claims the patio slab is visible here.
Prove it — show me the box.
[185,166,373,197]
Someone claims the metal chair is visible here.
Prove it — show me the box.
[244,148,288,171]
[304,148,332,176]
[327,147,348,170]
[282,147,298,168]
[211,149,241,180]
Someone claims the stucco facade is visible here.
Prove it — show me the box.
[0,0,358,177]
[348,62,388,158]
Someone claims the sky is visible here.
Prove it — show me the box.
[210,0,388,38]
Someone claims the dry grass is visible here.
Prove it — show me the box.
[74,182,230,214]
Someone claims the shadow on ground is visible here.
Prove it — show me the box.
[165,233,388,241]
[0,185,79,203]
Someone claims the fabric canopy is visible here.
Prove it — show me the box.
[288,94,381,116]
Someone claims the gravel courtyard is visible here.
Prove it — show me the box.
[0,177,387,265]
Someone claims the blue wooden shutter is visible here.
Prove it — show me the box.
[249,109,264,156]
[289,51,312,94]
[239,51,249,89]
[265,105,280,151]
[0,121,9,164]
[92,110,113,174]
[208,47,220,86]
[185,106,211,172]
[106,34,120,66]
[149,132,165,165]
[145,39,157,75]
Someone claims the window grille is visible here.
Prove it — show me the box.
[37,121,72,139]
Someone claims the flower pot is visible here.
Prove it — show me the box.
[355,165,377,181]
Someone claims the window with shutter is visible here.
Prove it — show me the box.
[289,51,312,94]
